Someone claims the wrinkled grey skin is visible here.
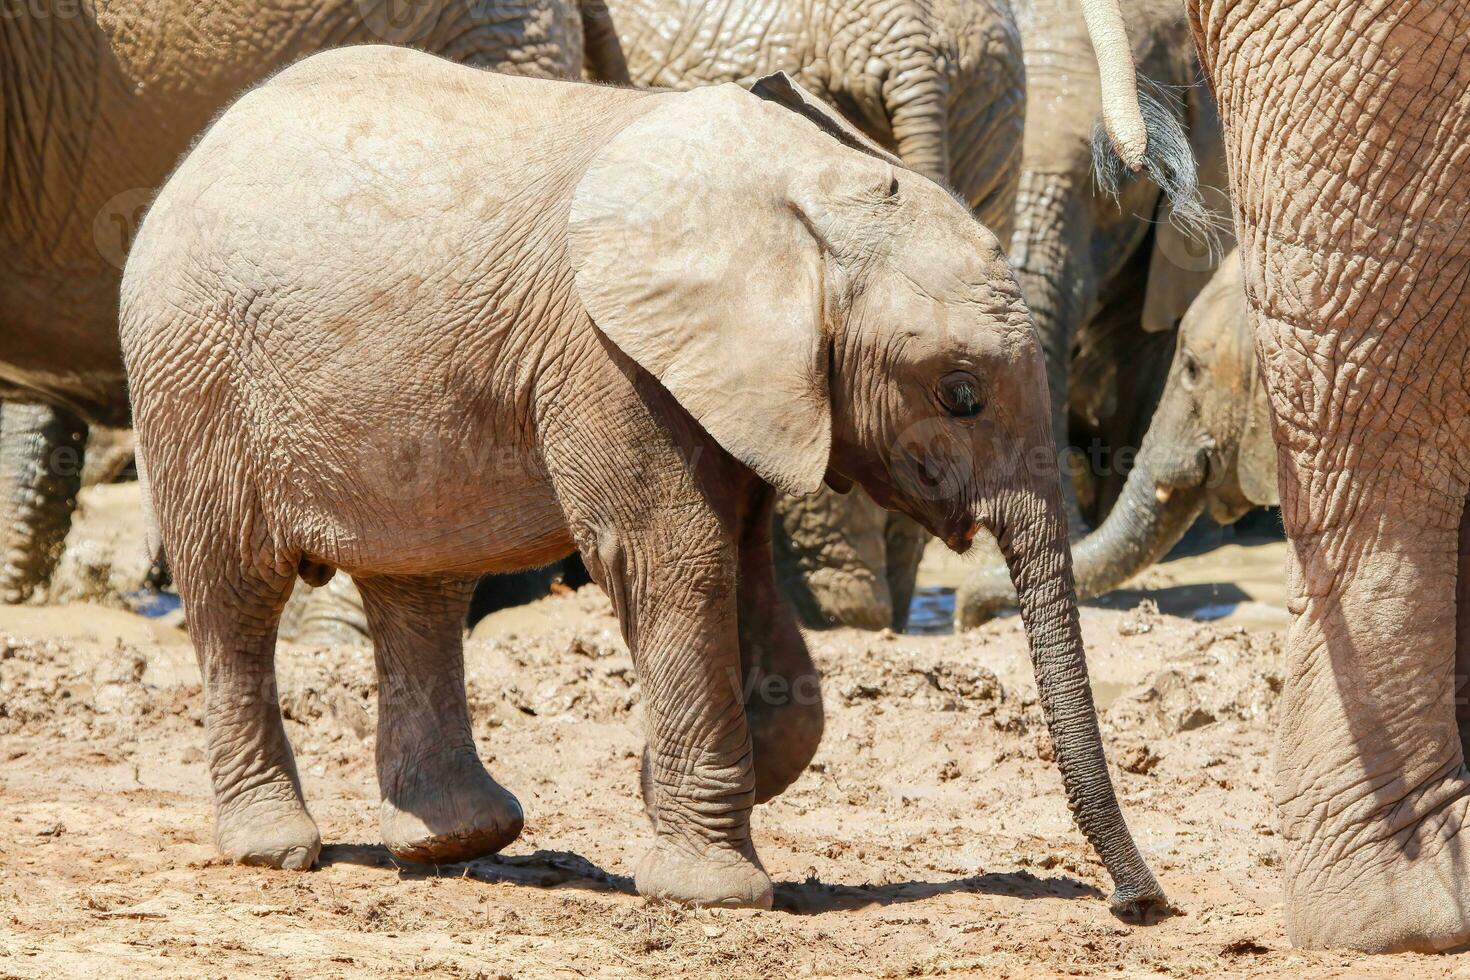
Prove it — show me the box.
[958,251,1278,625]
[1193,0,1470,952]
[122,53,1166,913]
[774,488,927,631]
[0,0,625,602]
[607,0,1024,235]
[603,0,1025,630]
[1008,0,1231,534]
[0,404,86,603]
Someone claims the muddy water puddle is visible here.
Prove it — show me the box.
[905,586,956,635]
[910,536,1291,634]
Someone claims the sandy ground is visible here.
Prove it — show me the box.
[1,486,1464,977]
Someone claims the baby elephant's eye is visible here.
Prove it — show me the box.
[941,373,984,418]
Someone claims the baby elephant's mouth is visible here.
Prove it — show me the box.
[943,520,982,554]
[1152,446,1216,502]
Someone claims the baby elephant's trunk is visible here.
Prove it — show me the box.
[991,454,1166,916]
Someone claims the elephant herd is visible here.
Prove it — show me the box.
[1,0,1262,634]
[4,0,1469,957]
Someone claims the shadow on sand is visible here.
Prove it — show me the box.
[317,843,1103,913]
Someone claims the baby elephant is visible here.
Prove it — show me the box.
[121,47,1162,913]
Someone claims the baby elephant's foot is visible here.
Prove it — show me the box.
[380,749,523,864]
[215,790,321,871]
[636,837,773,909]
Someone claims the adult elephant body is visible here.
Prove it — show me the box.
[608,0,1024,236]
[0,0,623,601]
[1191,0,1470,953]
[605,0,1025,629]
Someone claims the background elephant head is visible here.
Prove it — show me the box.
[957,250,1275,626]
[0,0,624,604]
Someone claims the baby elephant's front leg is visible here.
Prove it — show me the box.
[356,574,523,864]
[606,541,772,909]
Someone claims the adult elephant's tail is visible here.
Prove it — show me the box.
[1074,0,1210,231]
[1073,0,1150,169]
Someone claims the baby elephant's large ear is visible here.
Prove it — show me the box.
[568,84,843,496]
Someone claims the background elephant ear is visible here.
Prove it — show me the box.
[568,85,836,496]
[1141,81,1235,333]
[1236,345,1279,507]
[1219,251,1276,506]
[747,72,905,169]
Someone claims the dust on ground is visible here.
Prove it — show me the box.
[0,488,1458,978]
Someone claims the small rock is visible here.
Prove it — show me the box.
[1116,742,1161,775]
[1034,733,1055,762]
[1118,599,1161,637]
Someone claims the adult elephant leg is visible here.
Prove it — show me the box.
[1010,170,1090,535]
[736,488,823,803]
[279,573,370,646]
[1276,458,1470,952]
[772,486,893,630]
[359,573,523,864]
[80,426,135,487]
[1456,496,1470,763]
[0,402,87,603]
[884,513,928,633]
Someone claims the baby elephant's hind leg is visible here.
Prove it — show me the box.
[187,572,320,870]
[739,498,825,803]
[357,573,523,864]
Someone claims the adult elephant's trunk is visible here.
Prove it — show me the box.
[579,0,631,84]
[1011,169,1090,535]
[886,68,949,187]
[0,402,87,603]
[993,464,1165,914]
[1072,0,1147,170]
[958,449,1206,628]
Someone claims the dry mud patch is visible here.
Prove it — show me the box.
[0,588,1460,977]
